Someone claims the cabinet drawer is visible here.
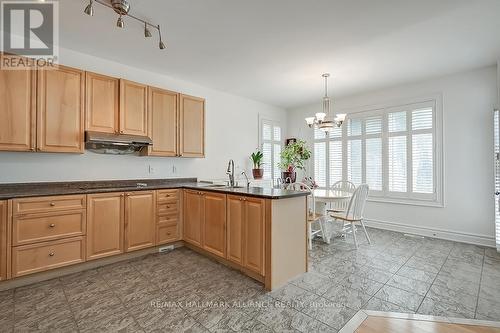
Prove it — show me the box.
[13,210,86,246]
[13,195,86,215]
[157,189,179,202]
[157,224,178,244]
[12,236,85,277]
[157,201,178,215]
[157,213,178,226]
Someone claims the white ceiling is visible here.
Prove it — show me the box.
[60,0,500,108]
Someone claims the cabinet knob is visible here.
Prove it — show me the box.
[120,194,124,197]
[30,148,35,151]
[166,232,171,236]
[49,223,55,228]
[126,194,130,197]
[120,130,124,134]
[49,252,55,257]
[50,202,56,206]
[239,198,242,201]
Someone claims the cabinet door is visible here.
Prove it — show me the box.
[125,191,155,252]
[37,65,84,153]
[179,94,205,157]
[87,193,124,260]
[244,197,265,275]
[226,195,244,264]
[202,192,226,258]
[0,201,7,280]
[183,190,202,247]
[85,72,119,134]
[146,87,178,156]
[0,54,36,151]
[119,79,148,136]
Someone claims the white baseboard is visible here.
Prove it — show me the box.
[364,218,496,248]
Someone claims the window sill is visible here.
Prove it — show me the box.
[368,196,444,208]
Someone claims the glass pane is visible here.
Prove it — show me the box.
[262,123,272,141]
[273,126,281,141]
[329,141,342,186]
[388,111,407,132]
[366,138,382,190]
[329,126,342,139]
[314,127,326,140]
[347,139,362,185]
[273,144,281,181]
[262,143,272,180]
[388,136,407,192]
[365,116,382,135]
[412,133,433,193]
[314,142,326,187]
[412,108,433,130]
[348,119,362,136]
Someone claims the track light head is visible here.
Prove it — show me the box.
[159,40,166,49]
[84,0,94,16]
[117,15,124,28]
[144,23,152,38]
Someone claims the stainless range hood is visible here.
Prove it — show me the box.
[85,131,153,155]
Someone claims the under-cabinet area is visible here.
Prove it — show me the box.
[0,184,307,291]
[0,53,205,157]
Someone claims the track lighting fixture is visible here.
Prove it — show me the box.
[83,0,166,50]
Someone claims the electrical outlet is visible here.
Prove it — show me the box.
[148,165,155,174]
[172,165,177,174]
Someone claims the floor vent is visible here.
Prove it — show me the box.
[158,245,175,253]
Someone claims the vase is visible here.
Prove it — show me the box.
[252,169,264,179]
[281,171,296,183]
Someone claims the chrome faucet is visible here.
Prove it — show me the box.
[241,171,250,189]
[226,159,235,187]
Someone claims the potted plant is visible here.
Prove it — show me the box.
[278,140,311,183]
[250,150,264,179]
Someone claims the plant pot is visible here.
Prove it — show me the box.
[281,171,296,183]
[252,168,264,179]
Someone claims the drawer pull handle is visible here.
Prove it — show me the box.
[50,203,56,206]
[49,252,55,257]
[49,223,55,228]
[166,232,171,236]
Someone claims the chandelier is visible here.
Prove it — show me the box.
[84,0,166,50]
[305,73,346,132]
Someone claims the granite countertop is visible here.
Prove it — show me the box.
[0,178,309,200]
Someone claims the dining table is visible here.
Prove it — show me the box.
[312,189,353,243]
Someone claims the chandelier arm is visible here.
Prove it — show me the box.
[93,0,160,31]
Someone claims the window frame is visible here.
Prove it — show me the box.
[312,95,444,207]
[259,117,283,181]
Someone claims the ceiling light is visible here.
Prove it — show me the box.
[116,15,124,28]
[83,0,166,50]
[144,23,152,38]
[84,0,94,16]
[305,74,346,132]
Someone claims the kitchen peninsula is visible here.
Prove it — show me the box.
[0,178,308,291]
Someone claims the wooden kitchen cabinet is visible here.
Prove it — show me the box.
[124,191,155,252]
[226,195,265,275]
[146,87,178,156]
[179,94,205,157]
[0,201,8,280]
[37,65,84,153]
[119,79,148,136]
[202,192,226,258]
[183,190,203,247]
[86,193,124,260]
[0,54,36,152]
[85,72,119,134]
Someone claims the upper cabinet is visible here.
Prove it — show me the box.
[119,79,148,136]
[85,72,119,134]
[146,87,178,156]
[0,54,36,152]
[37,65,85,153]
[180,94,205,157]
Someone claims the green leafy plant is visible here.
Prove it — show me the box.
[250,150,264,169]
[278,140,311,172]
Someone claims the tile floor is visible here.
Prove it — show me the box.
[1,227,499,332]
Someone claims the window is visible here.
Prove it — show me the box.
[313,98,443,206]
[260,119,282,181]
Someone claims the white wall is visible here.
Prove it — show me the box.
[288,66,498,246]
[0,47,286,183]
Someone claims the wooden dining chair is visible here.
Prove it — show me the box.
[329,184,371,249]
[328,180,356,213]
[286,182,327,250]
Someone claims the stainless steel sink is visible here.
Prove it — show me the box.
[204,184,245,189]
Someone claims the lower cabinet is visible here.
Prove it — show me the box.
[86,193,124,260]
[0,201,7,280]
[183,190,227,258]
[125,191,156,252]
[227,195,266,275]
